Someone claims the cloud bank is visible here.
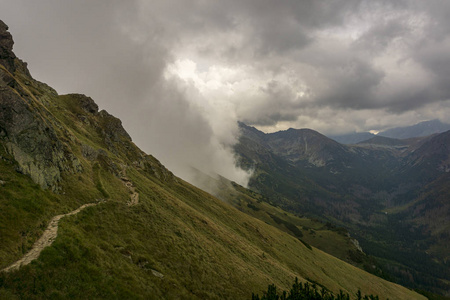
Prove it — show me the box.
[2,0,450,184]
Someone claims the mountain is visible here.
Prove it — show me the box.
[329,119,450,144]
[407,130,450,172]
[189,168,378,271]
[379,119,450,139]
[238,123,404,194]
[329,132,376,144]
[236,122,450,296]
[357,136,408,147]
[0,21,426,299]
[264,128,350,167]
[239,123,359,170]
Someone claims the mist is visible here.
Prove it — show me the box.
[2,0,450,186]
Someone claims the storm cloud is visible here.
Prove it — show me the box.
[2,0,450,182]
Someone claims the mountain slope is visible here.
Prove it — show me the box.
[329,132,376,145]
[329,119,450,144]
[240,124,351,168]
[407,130,450,172]
[189,169,387,276]
[379,119,450,139]
[0,21,425,299]
[236,122,450,296]
[237,123,402,211]
[357,136,408,147]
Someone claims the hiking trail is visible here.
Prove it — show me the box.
[120,167,139,206]
[1,200,104,273]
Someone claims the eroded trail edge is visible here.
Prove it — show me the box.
[120,166,139,206]
[2,201,104,273]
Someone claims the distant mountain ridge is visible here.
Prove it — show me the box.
[380,119,450,139]
[236,121,450,296]
[263,127,349,167]
[329,132,376,144]
[357,135,408,147]
[329,119,450,144]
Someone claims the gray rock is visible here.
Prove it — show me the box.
[69,93,99,114]
[0,20,16,73]
[150,269,164,279]
[99,110,131,142]
[0,20,79,191]
[0,20,31,78]
[81,144,99,161]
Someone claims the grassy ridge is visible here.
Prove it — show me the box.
[0,160,426,299]
[0,68,425,298]
[190,172,382,272]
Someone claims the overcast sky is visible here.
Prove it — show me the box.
[2,0,450,184]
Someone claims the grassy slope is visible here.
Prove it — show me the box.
[236,127,450,296]
[0,160,425,299]
[191,172,372,268]
[0,68,425,299]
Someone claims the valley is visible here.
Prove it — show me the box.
[235,122,450,296]
[0,20,429,299]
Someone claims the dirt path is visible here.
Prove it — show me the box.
[120,167,139,206]
[1,202,102,273]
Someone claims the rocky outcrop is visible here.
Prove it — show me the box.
[0,20,170,191]
[140,155,175,182]
[0,20,30,81]
[0,21,81,191]
[68,93,132,155]
[81,144,102,161]
[69,93,99,114]
[99,110,131,141]
[0,20,16,74]
[97,109,132,154]
[0,84,82,190]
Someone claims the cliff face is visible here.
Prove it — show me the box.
[0,20,31,81]
[0,22,139,191]
[0,21,172,191]
[0,21,74,190]
[0,20,17,74]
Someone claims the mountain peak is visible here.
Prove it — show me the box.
[0,20,14,54]
[0,20,16,73]
[238,125,349,167]
[379,119,450,139]
[0,20,31,79]
[281,127,327,137]
[268,127,339,146]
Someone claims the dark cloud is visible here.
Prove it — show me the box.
[1,0,450,178]
[251,18,312,57]
[355,19,408,53]
[314,58,385,110]
[0,0,251,185]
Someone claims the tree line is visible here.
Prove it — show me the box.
[252,277,383,300]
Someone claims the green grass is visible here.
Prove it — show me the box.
[0,67,426,299]
[1,161,426,299]
[0,147,61,269]
[191,172,376,269]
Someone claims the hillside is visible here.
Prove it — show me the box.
[379,119,450,139]
[329,132,376,145]
[189,169,387,275]
[236,122,450,296]
[0,20,426,299]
